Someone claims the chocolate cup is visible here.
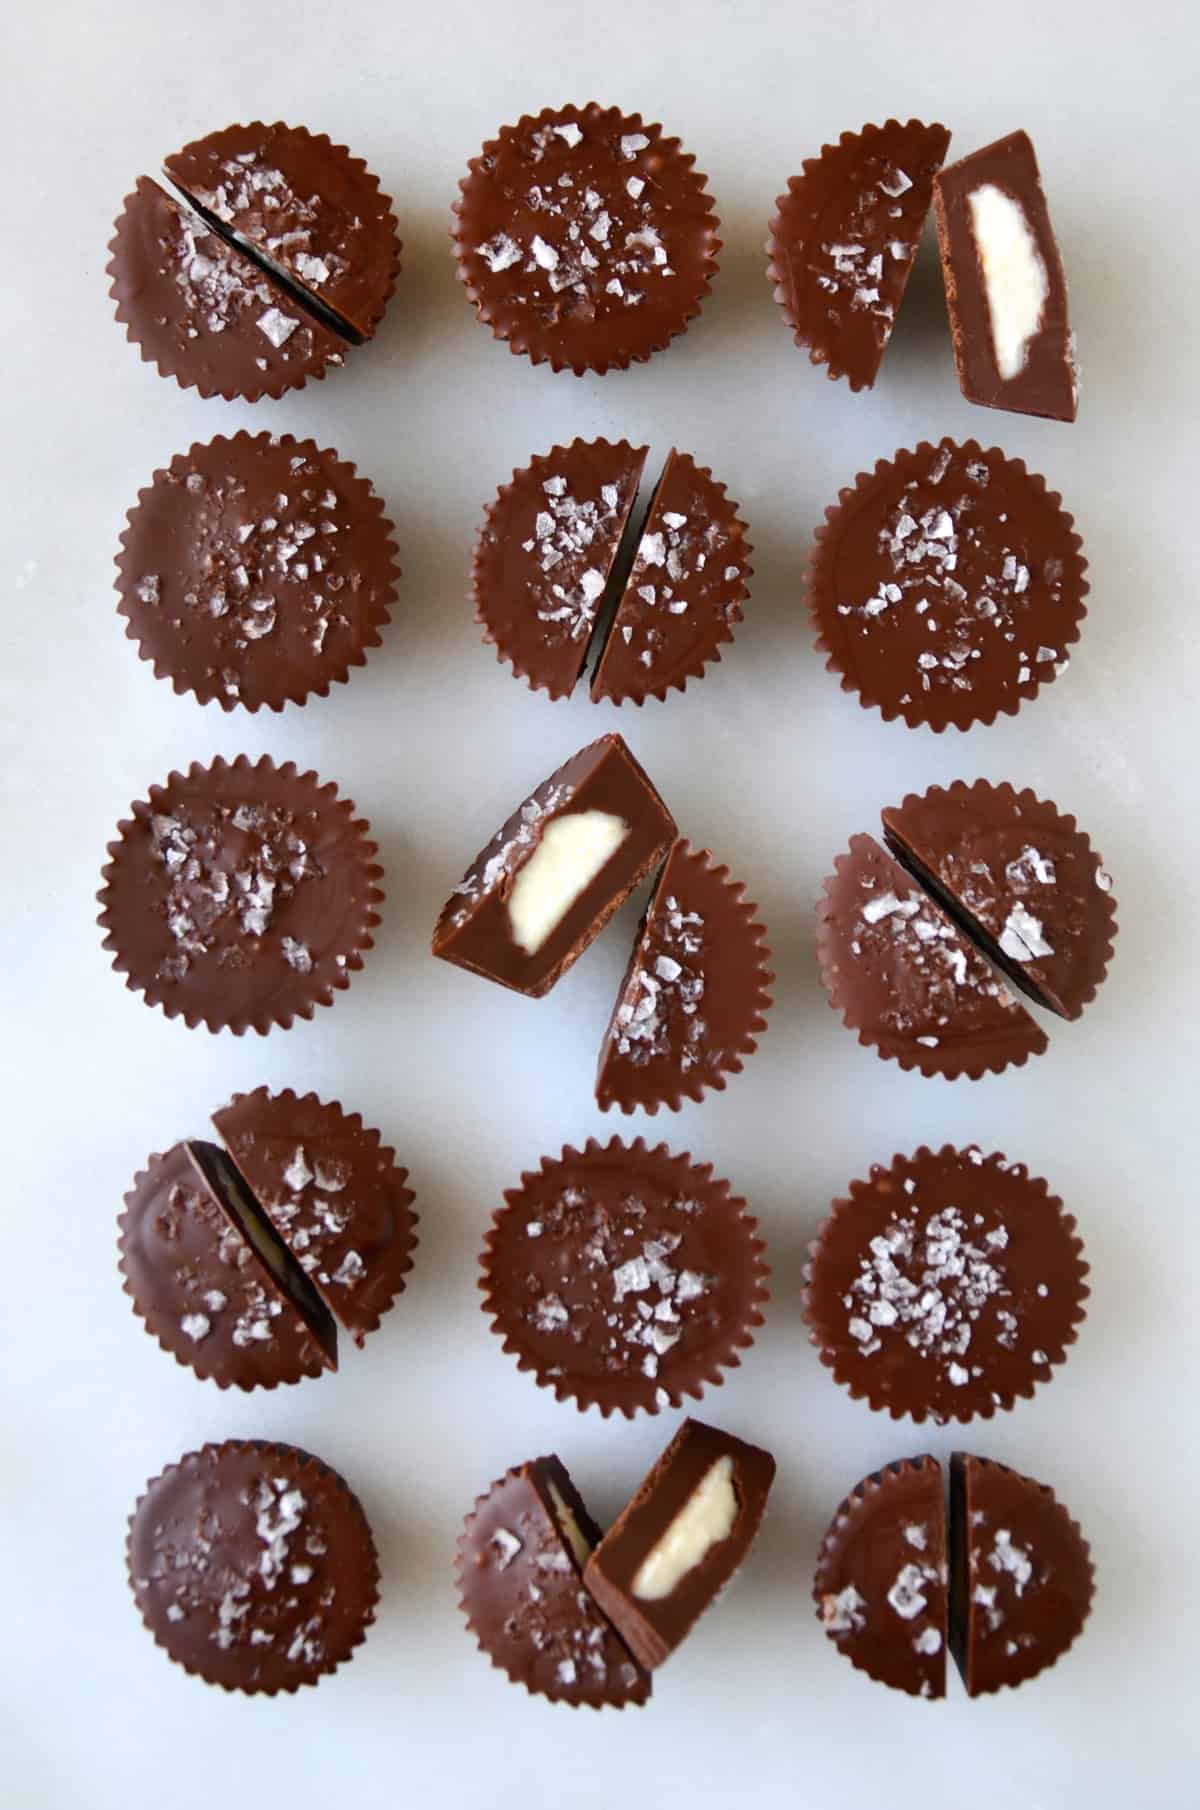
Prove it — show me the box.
[114,432,399,712]
[452,102,721,375]
[107,177,346,402]
[881,779,1117,1021]
[816,834,1048,1080]
[455,1457,651,1708]
[766,119,950,390]
[806,437,1088,732]
[804,1145,1089,1423]
[97,754,383,1034]
[595,839,774,1115]
[127,1440,378,1694]
[164,121,401,343]
[480,1136,769,1417]
[813,1455,948,1699]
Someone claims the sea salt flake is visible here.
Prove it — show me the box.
[256,307,299,347]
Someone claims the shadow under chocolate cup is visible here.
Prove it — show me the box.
[480,1136,769,1417]
[452,102,721,375]
[97,754,383,1034]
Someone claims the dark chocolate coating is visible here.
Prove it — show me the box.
[212,1088,417,1347]
[816,834,1047,1079]
[813,1455,947,1698]
[456,1457,650,1708]
[118,1142,332,1389]
[767,119,950,390]
[583,1418,775,1668]
[453,103,720,374]
[108,178,345,401]
[97,755,382,1034]
[481,1138,769,1416]
[595,839,773,1114]
[473,438,647,698]
[805,1146,1088,1423]
[431,733,676,997]
[115,432,399,712]
[949,1453,1094,1694]
[591,450,752,704]
[165,121,400,342]
[934,131,1077,422]
[882,780,1116,1020]
[128,1440,378,1693]
[809,438,1088,732]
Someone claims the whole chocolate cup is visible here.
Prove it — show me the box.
[114,432,399,711]
[882,779,1117,1020]
[804,1146,1089,1423]
[455,1456,651,1708]
[595,839,774,1115]
[813,1454,948,1699]
[127,1440,378,1693]
[950,1452,1094,1694]
[164,121,401,343]
[97,754,383,1034]
[107,177,346,402]
[807,437,1088,731]
[480,1136,769,1417]
[816,834,1048,1079]
[452,102,721,375]
[766,119,950,390]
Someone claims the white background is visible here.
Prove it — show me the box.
[4,2,1197,1805]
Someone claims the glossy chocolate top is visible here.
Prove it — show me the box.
[456,1456,650,1708]
[591,450,752,704]
[98,755,382,1034]
[108,178,344,401]
[809,437,1087,731]
[165,121,400,341]
[814,1455,947,1698]
[595,840,773,1114]
[768,119,950,389]
[481,1138,768,1415]
[805,1146,1088,1423]
[474,439,647,698]
[115,432,398,711]
[454,103,720,374]
[817,834,1047,1078]
[883,780,1116,1019]
[128,1440,377,1693]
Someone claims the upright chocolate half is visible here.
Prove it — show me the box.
[882,780,1117,1019]
[949,1453,1094,1694]
[816,835,1047,1079]
[432,734,676,997]
[453,103,721,374]
[480,1138,769,1415]
[934,131,1077,422]
[115,432,399,711]
[473,438,647,698]
[98,756,383,1033]
[108,178,346,401]
[814,1456,948,1698]
[808,437,1088,731]
[165,121,401,342]
[595,840,774,1114]
[127,1440,379,1693]
[583,1419,775,1668]
[767,119,950,389]
[591,450,753,705]
[456,1456,651,1708]
[805,1146,1088,1423]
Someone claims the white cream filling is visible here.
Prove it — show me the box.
[506,811,628,954]
[968,183,1049,381]
[631,1455,738,1601]
[546,1479,592,1568]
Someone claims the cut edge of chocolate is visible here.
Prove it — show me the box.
[582,450,664,693]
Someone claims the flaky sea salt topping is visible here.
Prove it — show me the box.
[516,472,626,644]
[610,895,709,1075]
[255,1142,366,1295]
[618,502,744,674]
[847,869,1021,1039]
[450,782,574,927]
[807,156,915,346]
[152,1174,298,1354]
[185,149,353,289]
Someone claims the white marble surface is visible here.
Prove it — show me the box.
[4,1,1197,1804]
